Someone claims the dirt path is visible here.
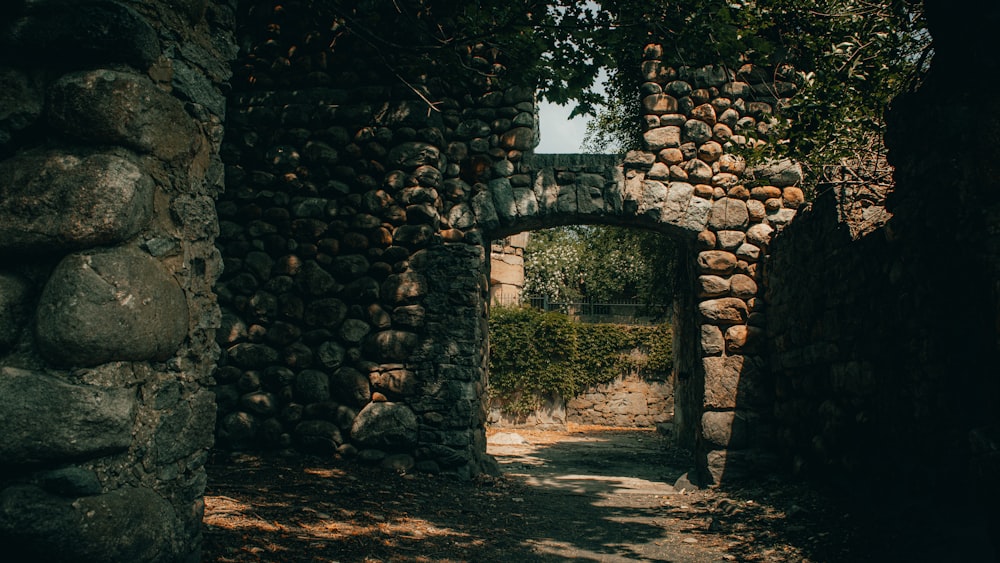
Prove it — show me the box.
[201,426,868,562]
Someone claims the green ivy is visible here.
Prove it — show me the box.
[488,306,673,415]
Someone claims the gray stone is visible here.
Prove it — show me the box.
[643,126,681,150]
[716,230,746,251]
[683,158,714,184]
[512,187,539,217]
[2,1,161,69]
[338,319,371,344]
[381,453,416,473]
[0,67,43,146]
[153,389,215,463]
[701,410,749,448]
[370,367,418,397]
[388,142,440,169]
[351,402,419,449]
[700,324,725,355]
[294,420,343,453]
[227,343,279,368]
[368,329,419,362]
[698,275,730,298]
[317,341,346,369]
[708,198,749,230]
[745,222,774,246]
[333,367,370,407]
[37,467,102,497]
[0,148,153,253]
[446,202,475,229]
[171,59,226,118]
[751,158,804,187]
[392,304,426,328]
[471,190,499,231]
[48,70,199,161]
[36,246,188,367]
[295,369,330,402]
[0,485,181,563]
[218,411,256,446]
[684,119,714,144]
[0,272,30,351]
[490,177,517,220]
[0,368,136,466]
[381,272,428,304]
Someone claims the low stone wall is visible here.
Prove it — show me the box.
[488,374,673,428]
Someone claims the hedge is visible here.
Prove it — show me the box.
[488,305,673,415]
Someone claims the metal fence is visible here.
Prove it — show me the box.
[506,295,671,325]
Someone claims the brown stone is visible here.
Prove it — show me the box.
[698,275,730,297]
[696,230,717,250]
[703,356,743,409]
[725,325,748,353]
[746,199,766,221]
[694,184,715,199]
[690,103,717,125]
[499,127,535,151]
[782,186,806,209]
[697,250,736,274]
[727,185,750,200]
[750,186,782,200]
[729,274,758,298]
[699,297,748,324]
[658,147,684,165]
[712,123,733,143]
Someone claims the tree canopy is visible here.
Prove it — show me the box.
[304,0,929,190]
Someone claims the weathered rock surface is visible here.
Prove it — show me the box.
[0,148,153,253]
[36,246,188,366]
[0,368,136,465]
[351,402,419,449]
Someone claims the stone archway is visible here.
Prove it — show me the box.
[213,21,805,485]
[0,2,805,559]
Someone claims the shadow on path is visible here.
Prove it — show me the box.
[202,427,861,562]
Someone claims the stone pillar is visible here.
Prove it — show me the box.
[634,44,805,484]
[0,1,233,560]
[489,232,528,306]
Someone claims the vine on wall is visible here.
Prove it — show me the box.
[488,306,672,414]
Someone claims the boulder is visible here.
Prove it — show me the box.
[36,246,188,367]
[0,148,153,253]
[0,368,136,466]
[48,70,200,161]
[350,402,419,449]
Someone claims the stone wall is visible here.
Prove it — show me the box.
[212,26,804,486]
[0,1,233,560]
[763,0,1000,549]
[489,232,528,305]
[488,373,673,429]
